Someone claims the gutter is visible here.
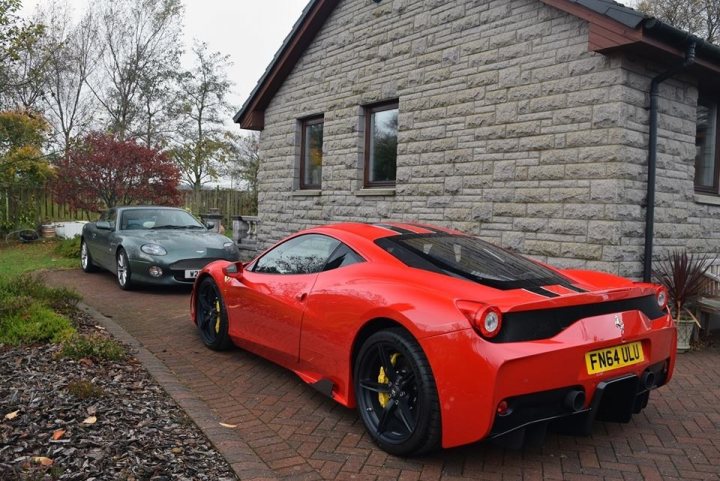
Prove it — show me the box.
[642,40,697,282]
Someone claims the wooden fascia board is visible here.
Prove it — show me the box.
[542,0,720,76]
[238,0,340,130]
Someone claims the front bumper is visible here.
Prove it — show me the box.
[420,310,676,448]
[128,257,234,286]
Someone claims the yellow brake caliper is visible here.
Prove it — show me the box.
[378,353,400,408]
[214,299,221,334]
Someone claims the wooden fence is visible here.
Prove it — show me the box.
[0,186,256,232]
[181,188,257,227]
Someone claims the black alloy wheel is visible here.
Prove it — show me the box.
[116,248,133,290]
[196,278,232,351]
[354,328,441,456]
[80,240,98,273]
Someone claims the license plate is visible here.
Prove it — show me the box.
[585,341,644,375]
[185,270,200,279]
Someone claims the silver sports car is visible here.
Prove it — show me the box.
[80,206,240,289]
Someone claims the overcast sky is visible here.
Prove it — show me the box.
[19,0,311,129]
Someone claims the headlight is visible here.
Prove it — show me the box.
[141,244,167,256]
[223,241,240,259]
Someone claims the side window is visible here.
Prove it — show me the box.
[323,244,364,272]
[695,98,719,194]
[300,116,323,189]
[254,234,341,275]
[364,100,398,187]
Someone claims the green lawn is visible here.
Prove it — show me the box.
[0,241,78,280]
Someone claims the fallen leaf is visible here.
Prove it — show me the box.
[52,429,65,440]
[32,456,53,466]
[4,410,19,420]
[219,422,237,428]
[82,416,97,425]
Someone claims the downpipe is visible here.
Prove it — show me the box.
[643,41,697,282]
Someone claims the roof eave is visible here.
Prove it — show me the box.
[234,0,340,130]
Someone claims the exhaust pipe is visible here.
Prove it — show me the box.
[564,390,585,412]
[641,370,656,390]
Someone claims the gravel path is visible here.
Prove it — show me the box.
[0,312,237,481]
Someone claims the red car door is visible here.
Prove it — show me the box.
[227,234,341,365]
[230,271,318,364]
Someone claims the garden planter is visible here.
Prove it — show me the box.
[674,318,696,352]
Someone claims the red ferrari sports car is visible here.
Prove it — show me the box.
[190,222,675,455]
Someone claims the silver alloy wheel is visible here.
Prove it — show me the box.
[81,242,88,269]
[117,252,128,287]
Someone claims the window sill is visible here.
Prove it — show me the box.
[291,189,322,197]
[694,193,720,206]
[355,188,396,197]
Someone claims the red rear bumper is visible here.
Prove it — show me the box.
[421,310,676,448]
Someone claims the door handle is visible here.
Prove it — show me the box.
[296,292,307,302]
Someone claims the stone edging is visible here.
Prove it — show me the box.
[76,302,280,481]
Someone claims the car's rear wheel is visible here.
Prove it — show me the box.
[354,328,441,456]
[116,248,133,290]
[196,278,232,351]
[80,240,98,273]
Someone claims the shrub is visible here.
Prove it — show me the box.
[0,302,75,345]
[54,237,82,259]
[0,274,79,345]
[0,274,80,313]
[61,334,126,362]
[67,379,105,399]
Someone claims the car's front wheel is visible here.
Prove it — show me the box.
[80,239,98,273]
[354,328,441,456]
[116,248,133,290]
[195,278,232,351]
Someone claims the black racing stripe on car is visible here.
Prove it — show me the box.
[562,283,588,293]
[523,286,561,298]
[409,224,447,234]
[373,223,416,235]
[490,294,666,343]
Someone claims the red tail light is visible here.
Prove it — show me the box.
[656,287,668,310]
[456,301,503,339]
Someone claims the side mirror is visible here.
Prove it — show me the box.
[222,261,243,278]
[205,221,215,229]
[96,221,112,230]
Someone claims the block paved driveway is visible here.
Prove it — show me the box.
[44,269,720,481]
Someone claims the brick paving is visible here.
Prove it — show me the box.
[44,269,720,481]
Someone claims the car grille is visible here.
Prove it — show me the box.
[490,295,666,343]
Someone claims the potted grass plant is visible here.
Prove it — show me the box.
[653,250,715,352]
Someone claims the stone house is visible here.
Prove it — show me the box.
[234,0,720,279]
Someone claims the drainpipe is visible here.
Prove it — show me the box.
[642,41,697,282]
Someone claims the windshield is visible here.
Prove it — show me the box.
[119,209,205,231]
[376,234,571,290]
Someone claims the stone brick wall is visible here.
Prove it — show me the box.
[255,0,720,277]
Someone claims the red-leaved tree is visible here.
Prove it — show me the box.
[54,132,181,212]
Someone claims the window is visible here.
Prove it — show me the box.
[300,116,323,189]
[120,209,204,231]
[375,233,571,290]
[364,101,398,187]
[695,98,720,194]
[253,234,340,275]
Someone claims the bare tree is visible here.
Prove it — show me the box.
[170,41,234,210]
[39,3,101,157]
[228,131,260,195]
[90,0,183,141]
[638,0,719,44]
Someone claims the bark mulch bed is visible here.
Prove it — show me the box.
[0,310,237,481]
